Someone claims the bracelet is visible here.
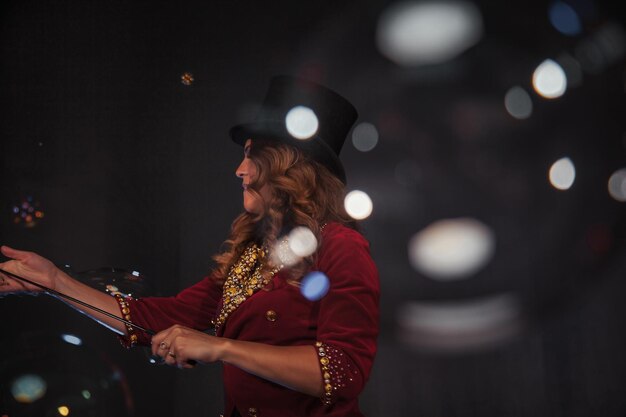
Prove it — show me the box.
[112,294,138,347]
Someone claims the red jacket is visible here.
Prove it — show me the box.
[120,223,379,417]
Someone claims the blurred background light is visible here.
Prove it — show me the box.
[300,271,330,301]
[549,157,576,190]
[3,330,133,416]
[0,1,624,415]
[504,86,533,119]
[285,106,318,139]
[271,238,300,267]
[548,1,582,36]
[575,23,626,74]
[11,374,47,403]
[344,190,373,220]
[608,168,626,202]
[180,72,194,85]
[288,226,318,257]
[397,294,521,351]
[60,334,83,346]
[11,196,44,228]
[533,59,568,98]
[576,39,605,74]
[57,405,70,416]
[351,122,379,152]
[557,53,584,87]
[376,0,483,66]
[408,218,495,281]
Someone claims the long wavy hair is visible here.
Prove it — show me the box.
[212,139,357,285]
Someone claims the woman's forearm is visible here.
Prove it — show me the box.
[53,269,129,335]
[0,246,129,335]
[219,339,323,397]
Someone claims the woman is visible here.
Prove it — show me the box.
[0,76,379,417]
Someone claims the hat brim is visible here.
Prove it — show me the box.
[230,121,347,184]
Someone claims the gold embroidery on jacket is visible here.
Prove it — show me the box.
[214,243,281,330]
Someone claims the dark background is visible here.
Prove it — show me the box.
[1,1,625,416]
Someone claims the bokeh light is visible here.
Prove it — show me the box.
[57,405,70,416]
[180,72,194,85]
[532,59,568,99]
[608,168,626,202]
[557,53,583,88]
[81,390,91,400]
[351,122,379,152]
[549,157,576,190]
[12,196,44,227]
[548,1,582,36]
[397,294,521,351]
[300,271,330,301]
[285,106,319,140]
[288,226,318,257]
[271,238,300,267]
[504,86,533,119]
[344,190,373,220]
[11,374,47,403]
[376,0,483,66]
[408,218,495,280]
[61,334,83,346]
[575,23,626,74]
[271,227,319,267]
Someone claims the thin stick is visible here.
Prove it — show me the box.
[0,267,155,335]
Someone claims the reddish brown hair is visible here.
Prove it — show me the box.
[212,139,356,284]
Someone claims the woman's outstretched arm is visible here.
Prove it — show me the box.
[0,245,129,335]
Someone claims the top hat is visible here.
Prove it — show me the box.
[230,76,358,183]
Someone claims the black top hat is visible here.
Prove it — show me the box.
[230,76,358,183]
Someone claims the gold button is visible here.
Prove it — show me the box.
[265,310,277,322]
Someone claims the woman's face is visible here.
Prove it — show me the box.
[236,139,271,214]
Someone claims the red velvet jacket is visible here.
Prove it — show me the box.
[119,223,379,417]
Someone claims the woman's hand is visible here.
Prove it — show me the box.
[151,324,226,368]
[150,324,323,396]
[0,246,60,294]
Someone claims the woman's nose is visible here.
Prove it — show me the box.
[236,159,247,178]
